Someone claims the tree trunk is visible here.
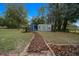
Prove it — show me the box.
[53,20,57,32]
[62,19,68,32]
[57,20,62,31]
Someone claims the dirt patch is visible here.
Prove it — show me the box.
[49,44,79,56]
[0,50,17,56]
[25,51,52,56]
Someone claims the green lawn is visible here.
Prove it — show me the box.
[0,29,32,55]
[38,32,79,44]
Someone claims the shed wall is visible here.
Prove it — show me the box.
[38,24,52,32]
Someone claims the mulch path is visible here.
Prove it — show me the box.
[25,32,53,56]
[27,32,49,52]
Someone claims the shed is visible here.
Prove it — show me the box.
[29,24,38,31]
[38,24,52,32]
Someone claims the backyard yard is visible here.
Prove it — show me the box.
[0,3,79,56]
[0,29,79,56]
[38,32,79,44]
[0,29,32,55]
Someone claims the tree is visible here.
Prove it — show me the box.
[31,6,46,25]
[31,17,38,25]
[5,4,28,28]
[48,4,62,31]
[48,3,79,32]
[31,17,45,25]
[0,17,5,26]
[38,6,46,23]
[38,6,45,17]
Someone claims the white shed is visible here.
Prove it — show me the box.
[38,24,52,32]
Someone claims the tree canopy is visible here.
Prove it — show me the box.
[47,3,79,32]
[4,4,28,28]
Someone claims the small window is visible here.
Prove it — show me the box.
[39,26,40,29]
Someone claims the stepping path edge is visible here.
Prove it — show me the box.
[19,32,35,56]
[41,34,56,56]
[19,32,56,56]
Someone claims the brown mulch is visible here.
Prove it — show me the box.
[49,44,79,56]
[25,51,52,56]
[27,32,49,52]
[26,32,53,56]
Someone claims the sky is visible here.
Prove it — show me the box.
[74,20,79,26]
[0,3,79,26]
[24,3,48,21]
[0,3,48,21]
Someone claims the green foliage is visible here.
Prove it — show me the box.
[31,6,46,25]
[4,4,28,28]
[38,6,45,16]
[48,3,79,32]
[38,17,45,24]
[31,17,45,25]
[0,17,5,26]
[32,17,38,25]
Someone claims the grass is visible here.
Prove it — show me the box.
[38,32,79,44]
[0,29,32,54]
